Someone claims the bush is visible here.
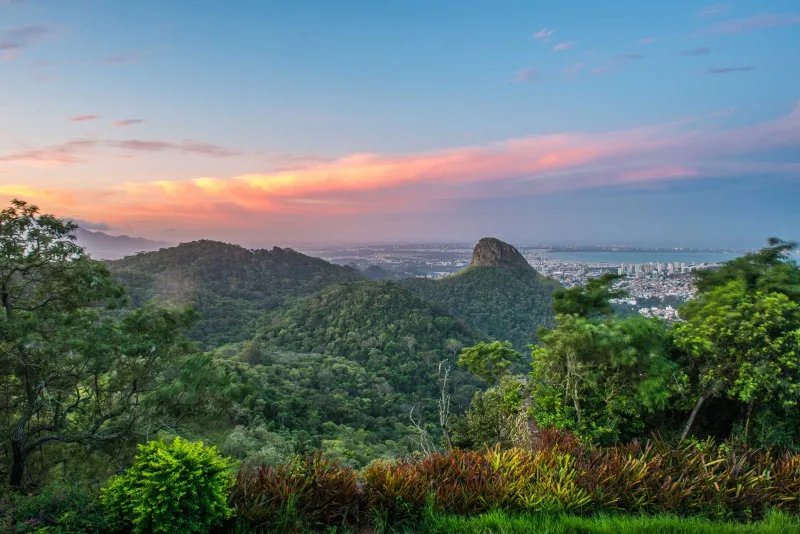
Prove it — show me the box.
[102,437,233,534]
[0,483,117,534]
[229,452,362,532]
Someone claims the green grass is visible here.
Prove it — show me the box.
[225,510,800,533]
[420,509,800,534]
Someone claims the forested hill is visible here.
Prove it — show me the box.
[106,240,362,347]
[260,280,481,411]
[400,237,560,349]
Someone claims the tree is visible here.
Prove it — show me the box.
[673,239,800,442]
[552,273,626,319]
[531,314,677,443]
[673,281,800,441]
[0,200,196,488]
[458,341,522,385]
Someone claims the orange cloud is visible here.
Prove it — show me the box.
[2,101,799,237]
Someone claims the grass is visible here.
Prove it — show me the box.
[420,509,800,534]
[222,510,800,533]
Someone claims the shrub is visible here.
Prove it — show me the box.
[0,484,117,534]
[102,437,233,534]
[229,452,362,532]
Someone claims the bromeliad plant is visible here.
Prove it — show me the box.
[229,452,362,532]
[226,429,800,530]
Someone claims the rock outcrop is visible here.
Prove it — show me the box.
[468,237,531,269]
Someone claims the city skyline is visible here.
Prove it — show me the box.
[1,0,799,247]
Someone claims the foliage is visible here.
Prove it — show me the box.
[229,453,362,532]
[401,264,559,350]
[362,435,800,524]
[0,200,197,489]
[108,240,362,348]
[102,437,233,534]
[257,281,482,454]
[531,314,679,443]
[553,273,626,319]
[449,377,529,450]
[458,341,522,385]
[673,239,800,444]
[0,483,118,534]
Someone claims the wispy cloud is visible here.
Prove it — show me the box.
[700,14,800,35]
[592,54,645,75]
[4,101,799,232]
[113,119,144,127]
[706,66,754,74]
[697,4,731,18]
[68,114,99,122]
[618,54,645,60]
[106,53,139,64]
[637,37,660,45]
[0,25,51,52]
[680,46,711,56]
[553,41,579,51]
[563,62,586,75]
[0,138,239,167]
[512,68,537,82]
[533,28,554,41]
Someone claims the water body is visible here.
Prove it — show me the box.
[544,251,745,265]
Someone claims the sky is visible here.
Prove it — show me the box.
[0,0,798,248]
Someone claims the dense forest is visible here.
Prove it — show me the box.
[401,263,559,350]
[3,200,800,533]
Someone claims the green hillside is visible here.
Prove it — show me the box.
[260,280,481,410]
[107,240,362,347]
[400,248,560,349]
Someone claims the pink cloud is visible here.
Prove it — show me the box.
[68,114,99,122]
[700,14,800,35]
[553,41,578,51]
[533,28,554,41]
[4,101,800,232]
[0,138,239,167]
[512,68,537,82]
[106,53,139,64]
[563,62,586,75]
[113,119,144,127]
[706,66,754,74]
[637,37,660,45]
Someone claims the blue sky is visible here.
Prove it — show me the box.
[1,0,798,247]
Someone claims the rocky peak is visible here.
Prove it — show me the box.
[469,237,531,269]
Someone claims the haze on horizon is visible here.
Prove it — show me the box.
[1,0,798,249]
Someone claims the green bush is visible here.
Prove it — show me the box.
[102,437,233,534]
[0,483,117,534]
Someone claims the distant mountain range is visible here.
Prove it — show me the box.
[74,228,171,260]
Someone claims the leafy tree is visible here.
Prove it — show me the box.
[458,341,522,385]
[531,314,678,443]
[553,273,626,319]
[673,239,800,443]
[0,200,195,488]
[674,281,800,441]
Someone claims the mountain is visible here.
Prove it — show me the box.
[400,237,560,350]
[75,228,170,259]
[107,240,362,347]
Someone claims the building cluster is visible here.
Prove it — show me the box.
[617,262,694,277]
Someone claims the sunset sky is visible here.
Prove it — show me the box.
[1,0,799,247]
